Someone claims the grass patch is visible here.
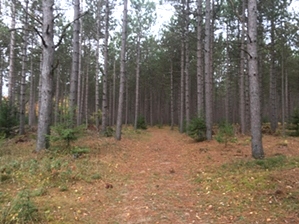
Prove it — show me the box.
[1,189,40,223]
[194,155,299,223]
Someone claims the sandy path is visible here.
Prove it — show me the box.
[102,128,206,224]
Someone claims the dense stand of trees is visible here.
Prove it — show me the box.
[0,0,298,157]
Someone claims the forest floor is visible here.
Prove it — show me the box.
[1,126,299,223]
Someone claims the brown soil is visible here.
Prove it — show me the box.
[2,126,299,223]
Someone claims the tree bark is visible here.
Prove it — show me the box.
[77,10,83,126]
[101,0,109,134]
[134,31,141,130]
[204,0,212,140]
[269,18,277,133]
[112,60,116,126]
[196,0,204,117]
[85,57,90,127]
[248,0,264,159]
[19,0,29,135]
[170,60,174,130]
[36,0,55,151]
[115,0,128,140]
[185,0,190,130]
[95,1,101,130]
[69,0,80,126]
[54,65,60,125]
[239,0,246,134]
[28,53,36,128]
[8,1,16,105]
[179,32,185,133]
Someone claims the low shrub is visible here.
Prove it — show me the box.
[187,116,206,142]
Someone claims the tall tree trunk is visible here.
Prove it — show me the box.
[150,90,153,126]
[76,11,83,126]
[85,59,90,127]
[8,1,16,105]
[112,60,116,126]
[196,0,203,117]
[179,32,185,133]
[28,55,36,127]
[247,0,264,159]
[225,25,230,123]
[281,50,285,137]
[54,65,60,125]
[115,0,128,140]
[95,1,101,130]
[0,50,2,105]
[19,0,29,135]
[204,0,212,140]
[185,0,190,129]
[125,73,129,126]
[102,0,109,133]
[239,0,246,134]
[134,31,141,130]
[36,0,55,151]
[0,0,1,104]
[69,0,80,126]
[285,69,289,121]
[170,60,174,130]
[269,19,277,133]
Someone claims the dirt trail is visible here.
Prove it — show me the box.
[99,128,207,223]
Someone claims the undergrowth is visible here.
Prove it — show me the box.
[195,155,299,222]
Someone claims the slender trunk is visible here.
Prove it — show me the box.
[85,60,90,127]
[196,0,203,117]
[125,73,129,126]
[239,0,246,134]
[76,13,83,126]
[150,89,154,126]
[269,19,277,133]
[38,54,43,117]
[95,2,101,130]
[112,60,116,126]
[102,0,109,133]
[69,0,80,126]
[285,69,288,121]
[19,0,29,135]
[281,51,285,137]
[54,65,60,125]
[248,0,264,158]
[134,32,141,130]
[204,0,212,140]
[185,0,190,129]
[115,0,128,140]
[36,0,55,151]
[28,54,36,127]
[225,26,230,123]
[8,1,16,105]
[170,60,174,130]
[109,74,112,126]
[179,36,185,133]
[0,50,2,104]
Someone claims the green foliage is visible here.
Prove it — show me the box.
[0,100,18,138]
[89,109,102,125]
[288,108,299,136]
[103,126,114,137]
[136,116,147,130]
[71,146,90,158]
[222,155,288,171]
[50,124,84,149]
[187,116,206,142]
[215,122,236,147]
[1,189,39,223]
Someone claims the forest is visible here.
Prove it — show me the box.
[0,0,298,151]
[1,0,299,223]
